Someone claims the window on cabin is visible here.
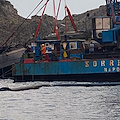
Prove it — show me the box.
[69,42,77,49]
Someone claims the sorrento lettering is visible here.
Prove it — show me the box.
[85,60,120,73]
[85,60,120,67]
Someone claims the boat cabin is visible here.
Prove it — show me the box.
[21,38,85,63]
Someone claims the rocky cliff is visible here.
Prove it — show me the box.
[0,0,107,47]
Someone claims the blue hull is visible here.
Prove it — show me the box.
[13,58,120,82]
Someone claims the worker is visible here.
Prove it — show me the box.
[89,42,94,53]
[40,44,46,60]
[41,44,46,54]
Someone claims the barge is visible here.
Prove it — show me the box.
[12,0,120,82]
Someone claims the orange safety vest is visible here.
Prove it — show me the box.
[41,46,46,54]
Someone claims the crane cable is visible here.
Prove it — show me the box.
[64,0,67,32]
[53,0,61,32]
[64,0,77,32]
[65,6,77,31]
[53,0,60,40]
[56,0,62,18]
[0,0,44,49]
[34,0,49,39]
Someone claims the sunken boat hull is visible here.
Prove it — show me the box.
[0,48,25,78]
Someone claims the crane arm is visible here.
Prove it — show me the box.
[34,0,49,39]
[65,6,77,31]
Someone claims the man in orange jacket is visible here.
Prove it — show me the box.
[40,44,46,60]
[41,44,46,55]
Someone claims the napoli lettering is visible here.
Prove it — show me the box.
[104,67,120,72]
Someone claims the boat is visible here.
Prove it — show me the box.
[12,0,120,82]
[0,46,25,78]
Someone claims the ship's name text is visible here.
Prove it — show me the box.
[85,60,120,72]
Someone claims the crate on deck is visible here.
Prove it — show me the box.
[23,58,34,63]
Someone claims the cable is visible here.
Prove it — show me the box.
[64,0,67,32]
[0,0,44,48]
[56,0,62,18]
[34,0,50,39]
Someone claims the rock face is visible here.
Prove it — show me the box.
[0,0,107,46]
[0,0,24,46]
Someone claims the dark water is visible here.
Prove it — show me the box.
[0,79,120,120]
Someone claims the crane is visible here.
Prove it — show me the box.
[34,0,77,40]
[106,0,120,24]
[91,0,120,49]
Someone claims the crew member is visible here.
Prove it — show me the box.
[40,44,46,60]
[89,42,94,53]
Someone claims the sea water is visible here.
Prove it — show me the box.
[0,79,120,120]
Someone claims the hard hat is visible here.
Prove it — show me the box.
[42,44,44,46]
